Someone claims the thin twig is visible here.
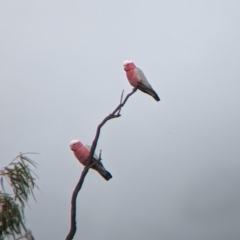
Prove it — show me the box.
[65,87,137,240]
[120,90,124,103]
[117,90,125,115]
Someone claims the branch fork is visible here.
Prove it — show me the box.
[65,87,137,240]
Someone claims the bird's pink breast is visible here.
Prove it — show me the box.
[126,69,141,87]
[74,147,90,166]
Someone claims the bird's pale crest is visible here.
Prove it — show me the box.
[69,139,80,147]
[123,60,134,66]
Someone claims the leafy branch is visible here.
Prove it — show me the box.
[0,153,38,240]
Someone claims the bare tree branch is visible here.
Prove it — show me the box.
[65,87,137,240]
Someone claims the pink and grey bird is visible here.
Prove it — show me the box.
[123,60,160,101]
[69,140,112,181]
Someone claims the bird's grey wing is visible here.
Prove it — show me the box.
[135,68,160,101]
[84,145,104,166]
[84,145,99,160]
[135,68,153,89]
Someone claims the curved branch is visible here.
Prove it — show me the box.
[65,87,137,240]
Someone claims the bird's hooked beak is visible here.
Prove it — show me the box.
[123,64,129,71]
[70,143,78,151]
[69,140,81,151]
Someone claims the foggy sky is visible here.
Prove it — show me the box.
[0,1,240,239]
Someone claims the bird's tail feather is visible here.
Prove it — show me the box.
[92,164,112,181]
[138,83,160,101]
[100,170,112,181]
[151,89,160,101]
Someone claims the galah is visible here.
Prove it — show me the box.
[69,140,112,181]
[123,60,160,101]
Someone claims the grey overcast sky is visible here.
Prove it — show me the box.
[1,1,240,239]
